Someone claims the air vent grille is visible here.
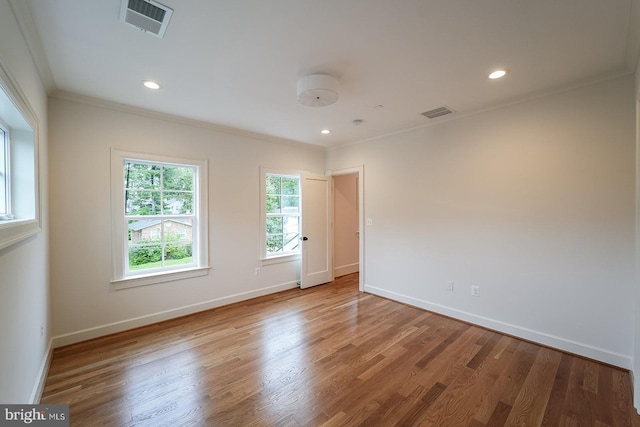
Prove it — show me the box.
[120,0,173,38]
[128,0,166,22]
[421,106,455,119]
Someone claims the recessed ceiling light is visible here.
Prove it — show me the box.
[321,129,331,134]
[143,80,161,90]
[489,69,509,80]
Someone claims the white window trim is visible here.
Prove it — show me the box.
[110,149,209,289]
[0,57,40,251]
[0,122,9,217]
[259,167,301,264]
[261,253,301,266]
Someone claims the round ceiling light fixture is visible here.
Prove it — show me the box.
[321,129,331,134]
[297,74,339,107]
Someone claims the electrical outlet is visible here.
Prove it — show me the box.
[254,267,261,276]
[471,285,480,297]
[366,218,373,226]
[446,281,454,292]
[40,323,44,337]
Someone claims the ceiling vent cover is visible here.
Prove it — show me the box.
[421,106,455,119]
[120,0,173,38]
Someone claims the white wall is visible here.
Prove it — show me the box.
[0,0,50,403]
[333,173,359,277]
[48,95,325,345]
[328,75,636,367]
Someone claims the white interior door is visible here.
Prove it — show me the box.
[300,172,333,289]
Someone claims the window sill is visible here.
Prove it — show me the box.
[260,253,301,266]
[111,266,211,290]
[0,218,40,250]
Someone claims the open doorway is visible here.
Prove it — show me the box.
[328,166,364,292]
[333,173,359,277]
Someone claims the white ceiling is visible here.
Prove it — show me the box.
[24,0,640,147]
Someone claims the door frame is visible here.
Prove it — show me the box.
[326,165,364,292]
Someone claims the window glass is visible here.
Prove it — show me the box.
[0,127,7,216]
[123,160,197,275]
[265,173,300,257]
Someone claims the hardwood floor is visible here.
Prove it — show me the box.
[42,273,640,426]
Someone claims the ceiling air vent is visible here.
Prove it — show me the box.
[120,0,173,38]
[421,106,455,119]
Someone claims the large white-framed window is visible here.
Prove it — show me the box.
[260,168,301,263]
[111,149,209,289]
[0,60,39,250]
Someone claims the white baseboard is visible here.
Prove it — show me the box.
[30,338,53,403]
[334,262,359,278]
[364,284,631,369]
[52,280,299,348]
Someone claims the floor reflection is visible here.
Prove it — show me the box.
[121,343,203,425]
[257,309,313,423]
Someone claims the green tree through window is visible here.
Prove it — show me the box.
[124,160,195,272]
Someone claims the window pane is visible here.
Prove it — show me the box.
[164,219,192,242]
[267,234,283,255]
[267,216,283,234]
[266,195,281,213]
[128,219,162,243]
[266,175,281,195]
[128,244,162,271]
[283,233,300,252]
[124,191,160,215]
[125,162,161,190]
[283,216,299,234]
[163,166,193,191]
[281,177,299,195]
[125,191,161,215]
[281,195,299,211]
[170,218,192,241]
[163,192,193,214]
[164,242,193,266]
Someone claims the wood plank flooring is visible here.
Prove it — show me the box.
[41,273,640,426]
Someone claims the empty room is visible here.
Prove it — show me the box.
[2,0,640,425]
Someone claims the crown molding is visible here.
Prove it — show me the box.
[333,69,633,151]
[8,0,55,93]
[50,90,326,152]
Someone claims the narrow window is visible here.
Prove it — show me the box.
[264,172,300,258]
